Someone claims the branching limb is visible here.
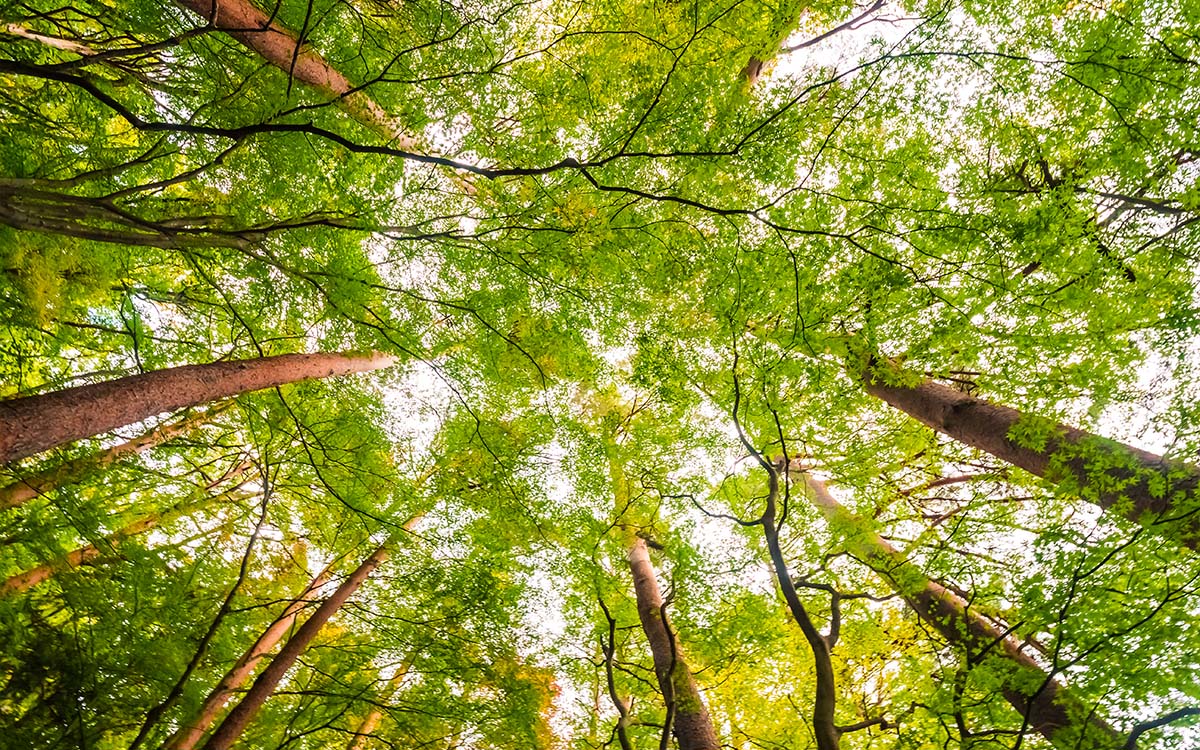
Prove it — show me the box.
[1124,708,1200,750]
[598,596,635,750]
[783,1,888,54]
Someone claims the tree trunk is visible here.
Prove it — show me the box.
[862,364,1200,549]
[602,427,719,750]
[173,0,416,148]
[0,469,251,597]
[0,351,395,464]
[346,658,413,750]
[627,538,720,750]
[162,562,333,750]
[200,540,392,750]
[760,469,841,750]
[794,471,1122,750]
[0,406,221,511]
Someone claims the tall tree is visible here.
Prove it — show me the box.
[344,656,413,750]
[0,464,252,596]
[0,351,395,464]
[172,0,417,148]
[605,426,720,750]
[200,540,392,750]
[625,537,720,750]
[790,466,1123,750]
[163,562,334,750]
[0,405,221,511]
[758,460,841,750]
[860,359,1200,549]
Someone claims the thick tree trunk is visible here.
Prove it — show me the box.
[163,563,333,750]
[627,538,720,750]
[795,472,1122,750]
[0,469,251,597]
[862,365,1200,549]
[200,540,392,750]
[0,351,395,464]
[0,407,220,511]
[173,0,416,148]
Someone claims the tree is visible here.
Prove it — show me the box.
[2,0,1200,748]
[790,466,1122,750]
[0,462,252,596]
[625,537,720,750]
[201,540,392,750]
[172,0,418,147]
[0,351,395,463]
[860,357,1200,549]
[759,460,842,750]
[602,413,721,750]
[0,405,221,510]
[344,657,412,750]
[163,561,333,750]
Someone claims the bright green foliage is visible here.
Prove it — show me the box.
[2,0,1200,748]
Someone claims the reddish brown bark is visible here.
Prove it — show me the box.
[627,538,720,750]
[163,563,333,750]
[200,541,392,750]
[0,407,221,511]
[0,351,395,464]
[0,470,251,597]
[796,472,1121,750]
[862,365,1200,549]
[173,0,415,148]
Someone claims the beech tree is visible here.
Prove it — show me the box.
[0,351,396,463]
[201,540,393,750]
[859,358,1200,549]
[163,561,333,750]
[2,0,1200,748]
[0,405,221,510]
[789,466,1122,750]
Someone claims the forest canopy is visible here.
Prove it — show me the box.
[1,0,1199,748]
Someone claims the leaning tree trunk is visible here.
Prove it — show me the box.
[627,538,721,750]
[794,471,1122,750]
[200,540,393,750]
[173,0,415,148]
[0,351,395,464]
[861,362,1200,550]
[0,406,221,511]
[163,563,334,750]
[0,467,251,597]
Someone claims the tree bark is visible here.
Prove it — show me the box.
[200,540,392,750]
[862,364,1200,549]
[162,562,334,750]
[760,469,841,750]
[602,427,719,750]
[0,406,220,511]
[346,657,413,750]
[0,187,257,250]
[0,350,396,464]
[173,0,416,149]
[794,471,1122,750]
[627,538,720,750]
[0,469,251,597]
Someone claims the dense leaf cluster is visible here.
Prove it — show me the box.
[2,0,1199,748]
